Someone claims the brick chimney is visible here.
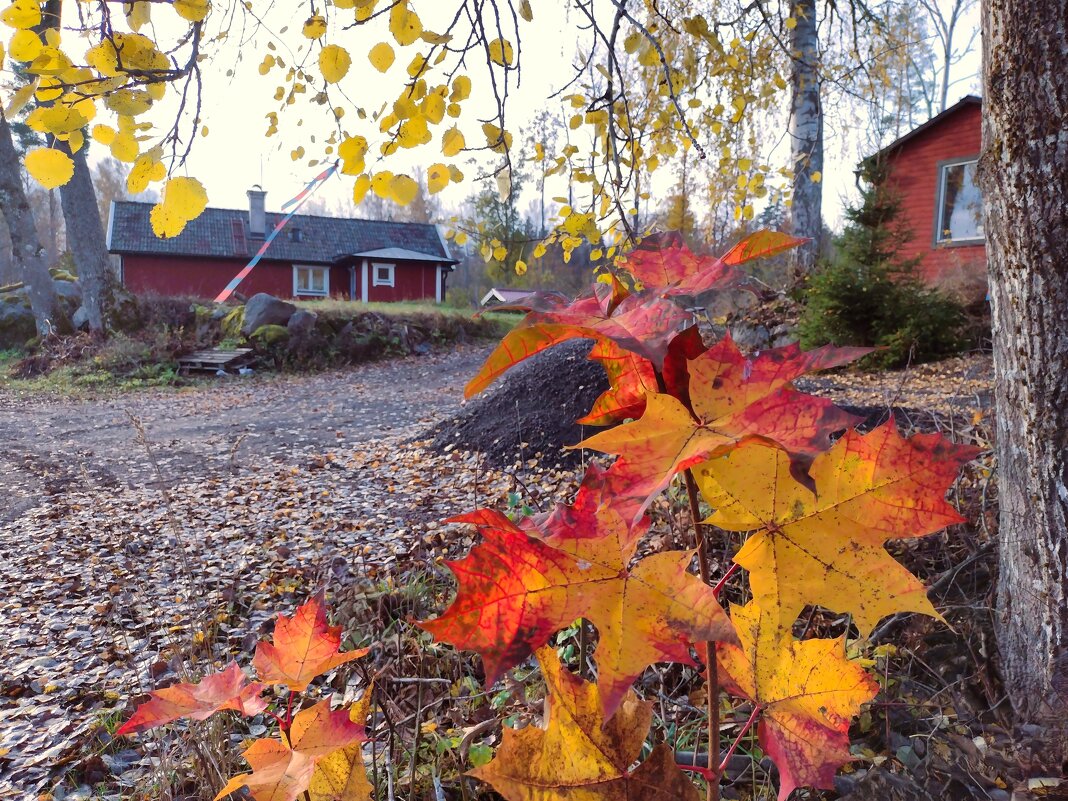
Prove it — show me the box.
[247,186,266,238]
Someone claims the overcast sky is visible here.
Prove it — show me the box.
[66,1,981,233]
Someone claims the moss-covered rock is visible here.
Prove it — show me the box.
[221,306,246,340]
[250,324,290,344]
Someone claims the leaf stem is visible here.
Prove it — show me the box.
[683,468,719,801]
[712,563,740,599]
[718,704,761,774]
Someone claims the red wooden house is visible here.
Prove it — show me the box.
[107,188,458,302]
[867,95,986,300]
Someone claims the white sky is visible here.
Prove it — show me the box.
[61,1,981,233]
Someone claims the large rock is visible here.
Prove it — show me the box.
[0,292,35,348]
[72,305,91,331]
[287,308,318,336]
[426,339,610,467]
[52,279,81,303]
[241,293,296,335]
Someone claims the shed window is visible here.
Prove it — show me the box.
[372,262,395,287]
[294,265,328,296]
[936,159,984,243]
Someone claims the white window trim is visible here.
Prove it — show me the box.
[372,261,395,288]
[934,157,984,246]
[293,264,329,297]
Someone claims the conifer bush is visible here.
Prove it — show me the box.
[799,165,965,368]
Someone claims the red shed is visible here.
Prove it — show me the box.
[866,95,986,301]
[107,189,457,303]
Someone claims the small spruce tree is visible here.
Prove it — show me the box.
[799,162,965,368]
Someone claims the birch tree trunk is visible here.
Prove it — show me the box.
[979,0,1068,731]
[788,0,823,274]
[57,141,114,333]
[0,112,56,336]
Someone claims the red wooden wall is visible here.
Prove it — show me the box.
[883,103,986,299]
[121,254,443,303]
[365,261,441,303]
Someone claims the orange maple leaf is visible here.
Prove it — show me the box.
[215,699,366,801]
[717,601,878,801]
[580,336,868,505]
[421,465,735,718]
[577,338,659,425]
[470,647,700,800]
[696,421,980,633]
[464,283,693,398]
[720,229,808,266]
[254,595,368,692]
[116,662,266,736]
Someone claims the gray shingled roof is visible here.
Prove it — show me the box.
[108,201,456,265]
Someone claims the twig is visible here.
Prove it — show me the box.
[683,468,719,801]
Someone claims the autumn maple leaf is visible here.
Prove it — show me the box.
[464,283,692,397]
[421,465,735,718]
[696,421,980,633]
[578,338,659,425]
[307,688,374,801]
[579,336,868,504]
[116,662,266,736]
[215,699,366,801]
[254,595,368,692]
[717,601,879,801]
[470,647,700,800]
[719,229,808,266]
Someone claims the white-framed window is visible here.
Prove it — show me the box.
[293,265,329,297]
[372,262,395,287]
[935,158,984,244]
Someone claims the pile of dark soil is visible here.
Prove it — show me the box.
[426,339,609,468]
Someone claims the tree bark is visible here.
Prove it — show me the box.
[0,112,56,336]
[57,141,115,333]
[787,0,823,274]
[979,0,1068,731]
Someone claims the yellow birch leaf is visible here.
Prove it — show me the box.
[302,15,327,39]
[127,153,166,194]
[450,74,471,101]
[91,124,116,145]
[173,0,210,22]
[352,174,371,205]
[65,129,84,154]
[426,163,449,194]
[370,171,394,199]
[337,135,367,175]
[150,177,208,238]
[126,1,151,31]
[4,78,36,117]
[0,0,40,30]
[367,41,394,72]
[25,148,74,190]
[487,38,514,66]
[389,173,417,206]
[8,28,40,61]
[319,44,351,83]
[388,3,422,46]
[441,126,465,157]
[514,259,527,276]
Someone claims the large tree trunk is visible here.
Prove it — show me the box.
[0,112,56,336]
[58,141,115,333]
[979,0,1068,732]
[787,0,823,274]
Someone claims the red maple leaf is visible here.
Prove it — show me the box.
[116,662,266,736]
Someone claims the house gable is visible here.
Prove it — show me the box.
[869,96,986,300]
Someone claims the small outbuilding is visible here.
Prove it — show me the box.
[866,95,985,300]
[107,188,458,303]
[479,287,539,307]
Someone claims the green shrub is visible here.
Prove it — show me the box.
[798,163,965,368]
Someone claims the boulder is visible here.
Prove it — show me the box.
[0,294,35,348]
[729,321,771,352]
[53,279,81,303]
[72,305,90,331]
[240,293,296,335]
[287,308,318,336]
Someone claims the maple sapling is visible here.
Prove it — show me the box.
[116,595,372,801]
